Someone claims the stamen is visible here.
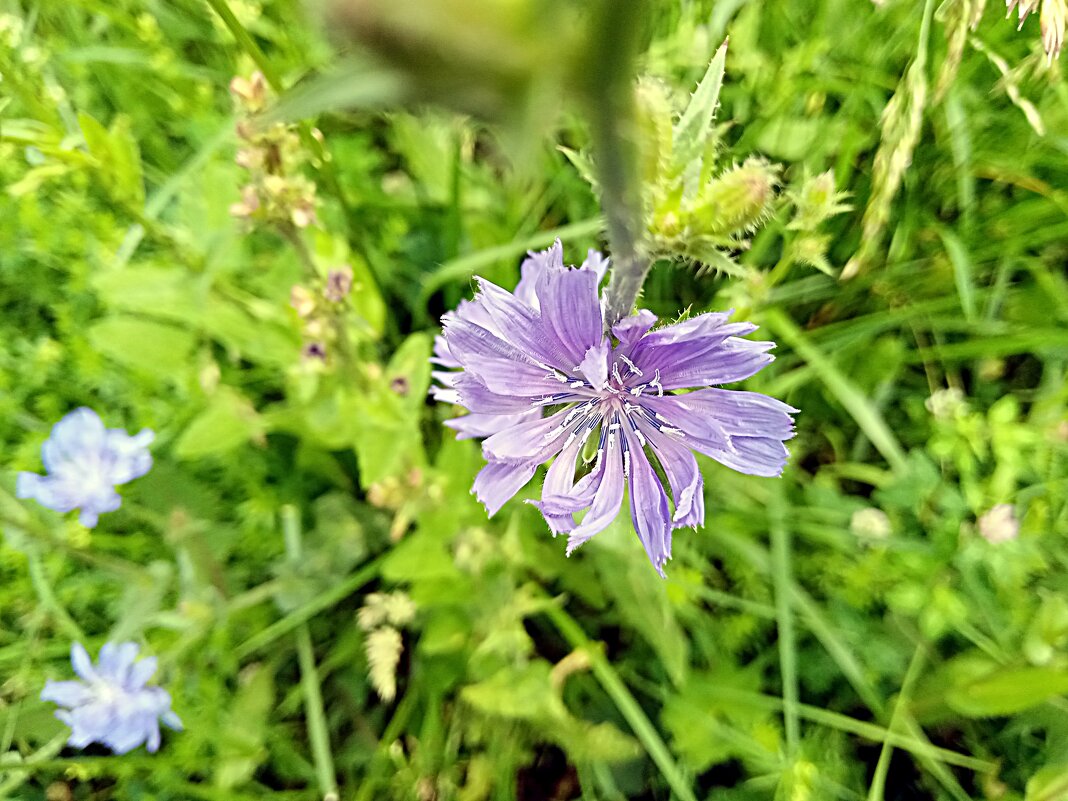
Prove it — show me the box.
[570,380,584,389]
[619,354,643,376]
[564,400,594,425]
[649,369,663,397]
[612,363,623,385]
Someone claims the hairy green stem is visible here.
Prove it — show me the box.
[580,0,650,326]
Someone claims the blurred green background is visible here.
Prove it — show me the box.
[1,0,1067,799]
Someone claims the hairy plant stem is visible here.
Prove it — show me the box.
[580,0,650,327]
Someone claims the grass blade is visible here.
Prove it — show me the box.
[764,308,909,474]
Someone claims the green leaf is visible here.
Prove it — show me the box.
[945,667,1068,718]
[87,315,196,379]
[92,264,202,319]
[555,720,641,764]
[387,332,433,409]
[938,227,977,323]
[461,661,562,722]
[1027,765,1068,801]
[174,390,264,460]
[672,39,727,182]
[215,664,276,790]
[77,111,111,164]
[77,111,145,206]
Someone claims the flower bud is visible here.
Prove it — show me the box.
[691,158,779,237]
[301,341,327,361]
[229,71,268,113]
[290,285,316,317]
[788,169,850,231]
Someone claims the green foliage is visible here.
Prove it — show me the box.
[1,0,1067,800]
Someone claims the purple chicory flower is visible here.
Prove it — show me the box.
[431,241,797,575]
[41,642,182,754]
[16,408,154,528]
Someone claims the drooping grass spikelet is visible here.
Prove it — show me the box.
[935,0,987,101]
[842,0,936,281]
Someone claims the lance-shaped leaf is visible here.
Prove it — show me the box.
[671,38,728,191]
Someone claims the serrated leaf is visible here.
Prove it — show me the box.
[672,39,727,183]
[461,662,563,721]
[559,145,598,187]
[945,667,1068,718]
[556,720,640,763]
[679,240,746,278]
[215,664,275,790]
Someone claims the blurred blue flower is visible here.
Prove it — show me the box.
[16,408,154,527]
[432,241,797,575]
[41,642,182,754]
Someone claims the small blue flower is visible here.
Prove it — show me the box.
[41,642,182,754]
[16,408,154,527]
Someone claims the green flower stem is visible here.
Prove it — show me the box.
[353,690,418,801]
[770,486,800,756]
[579,0,651,327]
[867,643,926,801]
[0,732,69,798]
[281,505,340,801]
[541,595,697,801]
[234,554,383,660]
[202,0,283,93]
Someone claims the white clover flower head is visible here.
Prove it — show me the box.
[978,504,1019,544]
[925,387,966,421]
[850,507,891,541]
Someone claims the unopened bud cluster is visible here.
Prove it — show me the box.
[229,72,318,229]
[784,170,851,275]
[633,75,781,272]
[290,265,353,364]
